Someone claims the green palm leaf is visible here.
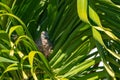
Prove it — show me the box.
[0,0,120,79]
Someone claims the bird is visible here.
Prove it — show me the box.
[35,31,53,58]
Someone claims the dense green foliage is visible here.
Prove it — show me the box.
[0,0,120,80]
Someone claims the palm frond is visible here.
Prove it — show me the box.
[0,0,120,79]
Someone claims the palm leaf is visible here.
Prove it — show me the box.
[0,0,120,79]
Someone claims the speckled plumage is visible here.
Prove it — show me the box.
[35,31,53,58]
